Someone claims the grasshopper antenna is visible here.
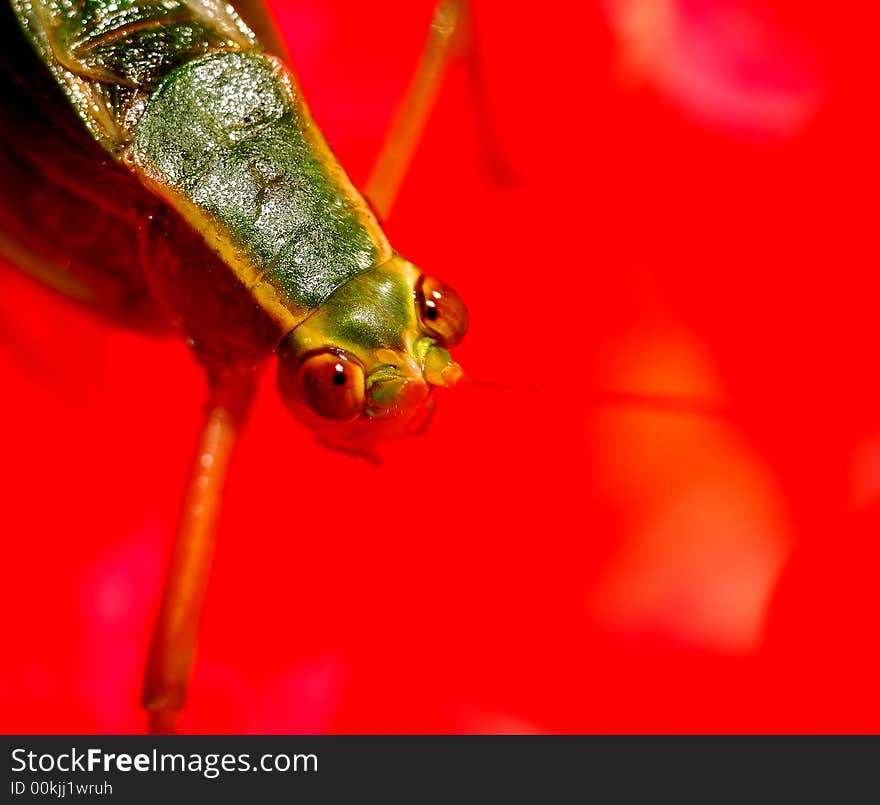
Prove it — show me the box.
[461,375,733,419]
[586,388,732,418]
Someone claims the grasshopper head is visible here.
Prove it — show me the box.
[276,255,467,455]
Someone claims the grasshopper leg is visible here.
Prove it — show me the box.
[141,368,256,734]
[365,0,468,219]
[365,0,516,219]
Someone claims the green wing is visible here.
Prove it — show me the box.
[0,1,172,326]
[11,0,260,153]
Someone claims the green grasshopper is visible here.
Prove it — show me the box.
[1,0,471,732]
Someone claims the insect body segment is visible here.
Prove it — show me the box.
[12,0,256,150]
[132,51,392,329]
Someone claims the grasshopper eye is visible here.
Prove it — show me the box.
[298,351,365,421]
[417,276,469,347]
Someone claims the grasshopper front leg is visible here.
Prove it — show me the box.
[365,0,515,220]
[142,368,256,734]
[364,0,469,219]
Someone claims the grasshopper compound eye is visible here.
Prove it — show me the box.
[416,276,469,347]
[297,350,365,422]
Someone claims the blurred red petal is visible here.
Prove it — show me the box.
[605,0,823,137]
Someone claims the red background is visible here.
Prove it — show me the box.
[2,0,879,733]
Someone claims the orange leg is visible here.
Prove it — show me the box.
[365,0,466,219]
[141,369,256,734]
[366,0,516,219]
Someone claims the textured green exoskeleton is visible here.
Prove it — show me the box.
[7,0,467,449]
